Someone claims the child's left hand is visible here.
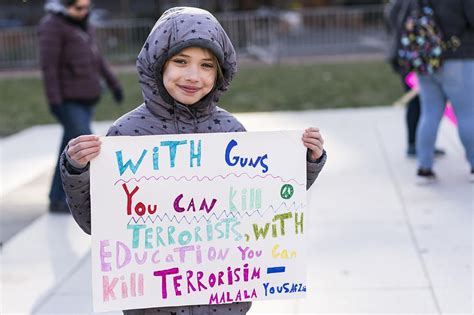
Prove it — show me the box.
[302,127,324,161]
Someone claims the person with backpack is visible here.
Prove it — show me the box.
[387,0,474,184]
[412,0,474,184]
[384,0,446,158]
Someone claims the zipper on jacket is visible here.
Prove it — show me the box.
[173,101,180,134]
[191,108,199,133]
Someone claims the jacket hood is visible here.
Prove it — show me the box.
[136,7,237,119]
[44,0,89,25]
[45,0,67,14]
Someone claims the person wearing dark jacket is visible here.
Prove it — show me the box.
[59,6,327,314]
[38,0,124,212]
[410,0,474,184]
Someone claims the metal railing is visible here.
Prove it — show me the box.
[0,5,388,69]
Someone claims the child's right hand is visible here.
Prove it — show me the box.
[67,135,102,168]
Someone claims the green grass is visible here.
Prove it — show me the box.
[0,61,402,136]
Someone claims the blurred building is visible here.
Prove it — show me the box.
[0,0,387,68]
[0,0,385,27]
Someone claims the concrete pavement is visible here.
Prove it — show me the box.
[1,107,472,314]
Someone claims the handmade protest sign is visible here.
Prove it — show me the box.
[91,131,307,312]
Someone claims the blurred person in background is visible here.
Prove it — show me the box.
[384,0,446,159]
[38,0,124,212]
[413,0,474,184]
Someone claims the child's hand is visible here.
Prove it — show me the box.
[67,135,102,168]
[302,127,324,161]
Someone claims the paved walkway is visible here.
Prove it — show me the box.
[1,107,472,314]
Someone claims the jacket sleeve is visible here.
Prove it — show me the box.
[231,120,246,132]
[38,17,63,106]
[384,0,403,33]
[306,149,327,190]
[464,0,474,27]
[60,152,92,234]
[60,126,121,235]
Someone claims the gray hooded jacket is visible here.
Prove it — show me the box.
[60,7,326,315]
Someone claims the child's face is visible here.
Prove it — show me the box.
[163,47,217,105]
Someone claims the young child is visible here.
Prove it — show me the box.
[61,7,327,315]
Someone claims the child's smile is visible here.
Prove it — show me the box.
[177,84,201,95]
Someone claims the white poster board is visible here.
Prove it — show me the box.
[91,131,307,312]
